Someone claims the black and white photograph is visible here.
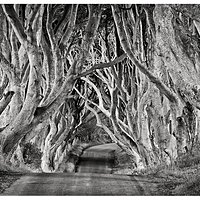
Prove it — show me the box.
[0,1,200,196]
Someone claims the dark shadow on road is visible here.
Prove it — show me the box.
[75,144,117,174]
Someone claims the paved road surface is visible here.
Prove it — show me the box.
[2,143,160,195]
[76,143,117,174]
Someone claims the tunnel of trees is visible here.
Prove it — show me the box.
[0,4,200,172]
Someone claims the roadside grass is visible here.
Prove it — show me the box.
[142,153,200,195]
[0,171,23,194]
[172,144,200,195]
[173,173,200,195]
[0,162,30,173]
[172,150,200,195]
[0,163,24,194]
[113,145,200,195]
[0,163,14,173]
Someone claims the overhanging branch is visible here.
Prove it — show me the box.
[0,91,15,115]
[112,5,178,104]
[77,53,127,78]
[0,52,20,83]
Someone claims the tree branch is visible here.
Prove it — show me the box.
[84,100,118,142]
[0,74,9,100]
[28,4,41,28]
[59,4,78,45]
[46,5,57,50]
[77,53,127,78]
[2,5,27,44]
[112,5,178,104]
[0,52,20,83]
[0,91,15,115]
[81,77,111,117]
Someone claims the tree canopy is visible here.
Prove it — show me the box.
[0,4,200,172]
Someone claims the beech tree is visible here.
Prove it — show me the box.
[1,4,200,172]
[0,4,103,171]
[77,4,200,169]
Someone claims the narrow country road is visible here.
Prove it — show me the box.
[76,143,116,174]
[2,143,160,195]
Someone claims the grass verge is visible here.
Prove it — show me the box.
[112,146,200,195]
